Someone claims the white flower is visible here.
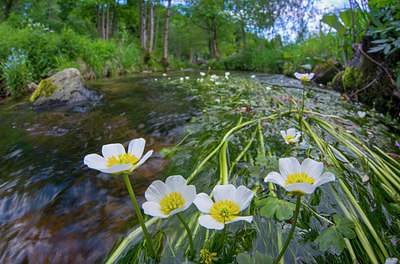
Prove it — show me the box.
[225,72,230,79]
[294,72,314,81]
[210,74,218,80]
[281,128,300,144]
[200,78,204,82]
[83,138,153,175]
[266,86,272,91]
[200,72,206,76]
[185,76,190,80]
[180,77,184,82]
[215,99,221,104]
[264,157,335,195]
[193,185,254,230]
[142,175,196,218]
[251,75,256,78]
[357,111,366,118]
[154,78,157,81]
[163,73,167,77]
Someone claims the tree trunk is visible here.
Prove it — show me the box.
[154,4,161,50]
[4,0,16,21]
[140,0,147,50]
[241,22,246,49]
[106,4,110,40]
[162,0,171,69]
[101,5,105,40]
[112,3,118,38]
[145,0,154,61]
[211,21,220,61]
[97,5,102,38]
[207,30,213,59]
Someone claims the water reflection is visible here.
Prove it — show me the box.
[0,76,197,263]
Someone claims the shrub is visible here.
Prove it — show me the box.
[1,49,33,96]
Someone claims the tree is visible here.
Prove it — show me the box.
[162,0,171,69]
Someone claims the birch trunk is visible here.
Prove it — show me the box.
[145,0,154,61]
[101,5,105,40]
[162,0,171,69]
[106,4,110,40]
[140,0,147,50]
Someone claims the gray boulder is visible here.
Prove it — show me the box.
[31,68,100,107]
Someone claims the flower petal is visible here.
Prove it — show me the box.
[194,193,214,214]
[309,73,314,79]
[214,185,236,203]
[264,172,286,188]
[181,185,196,206]
[294,72,303,79]
[314,172,336,187]
[287,128,297,137]
[279,157,301,179]
[280,130,287,138]
[145,180,169,202]
[128,138,145,159]
[84,154,107,170]
[301,158,324,179]
[102,143,126,160]
[101,164,133,174]
[130,150,153,171]
[142,201,167,218]
[226,216,253,224]
[165,175,188,193]
[198,215,225,230]
[234,186,254,211]
[284,182,316,194]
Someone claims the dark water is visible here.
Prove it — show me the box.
[0,75,199,263]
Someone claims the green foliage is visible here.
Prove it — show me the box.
[237,252,273,264]
[0,49,33,96]
[258,197,297,221]
[314,214,356,253]
[366,5,400,56]
[30,78,57,102]
[342,66,363,92]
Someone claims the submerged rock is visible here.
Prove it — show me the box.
[31,68,100,107]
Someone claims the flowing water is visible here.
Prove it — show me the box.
[0,72,399,263]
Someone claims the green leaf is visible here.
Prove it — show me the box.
[259,197,297,221]
[237,253,251,264]
[315,226,346,252]
[253,252,273,264]
[314,214,356,252]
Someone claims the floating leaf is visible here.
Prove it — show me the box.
[259,197,297,221]
[314,214,356,252]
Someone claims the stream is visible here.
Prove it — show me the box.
[0,72,398,263]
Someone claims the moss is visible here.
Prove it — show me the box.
[30,78,57,103]
[342,67,364,92]
[331,71,344,92]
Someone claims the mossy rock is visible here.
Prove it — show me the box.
[342,67,364,92]
[312,59,342,85]
[331,71,344,92]
[30,78,57,103]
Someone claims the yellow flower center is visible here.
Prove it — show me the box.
[106,153,139,168]
[300,76,310,81]
[210,200,240,223]
[285,172,315,185]
[285,135,296,143]
[159,192,185,215]
[200,249,217,264]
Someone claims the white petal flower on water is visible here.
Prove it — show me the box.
[193,185,254,230]
[251,75,256,78]
[357,111,366,118]
[163,73,167,77]
[264,157,335,195]
[281,128,300,144]
[180,77,184,82]
[142,175,196,218]
[294,72,314,81]
[185,76,190,80]
[200,72,206,76]
[84,138,153,175]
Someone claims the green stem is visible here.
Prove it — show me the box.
[122,173,156,258]
[176,213,195,257]
[299,81,306,141]
[274,195,301,264]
